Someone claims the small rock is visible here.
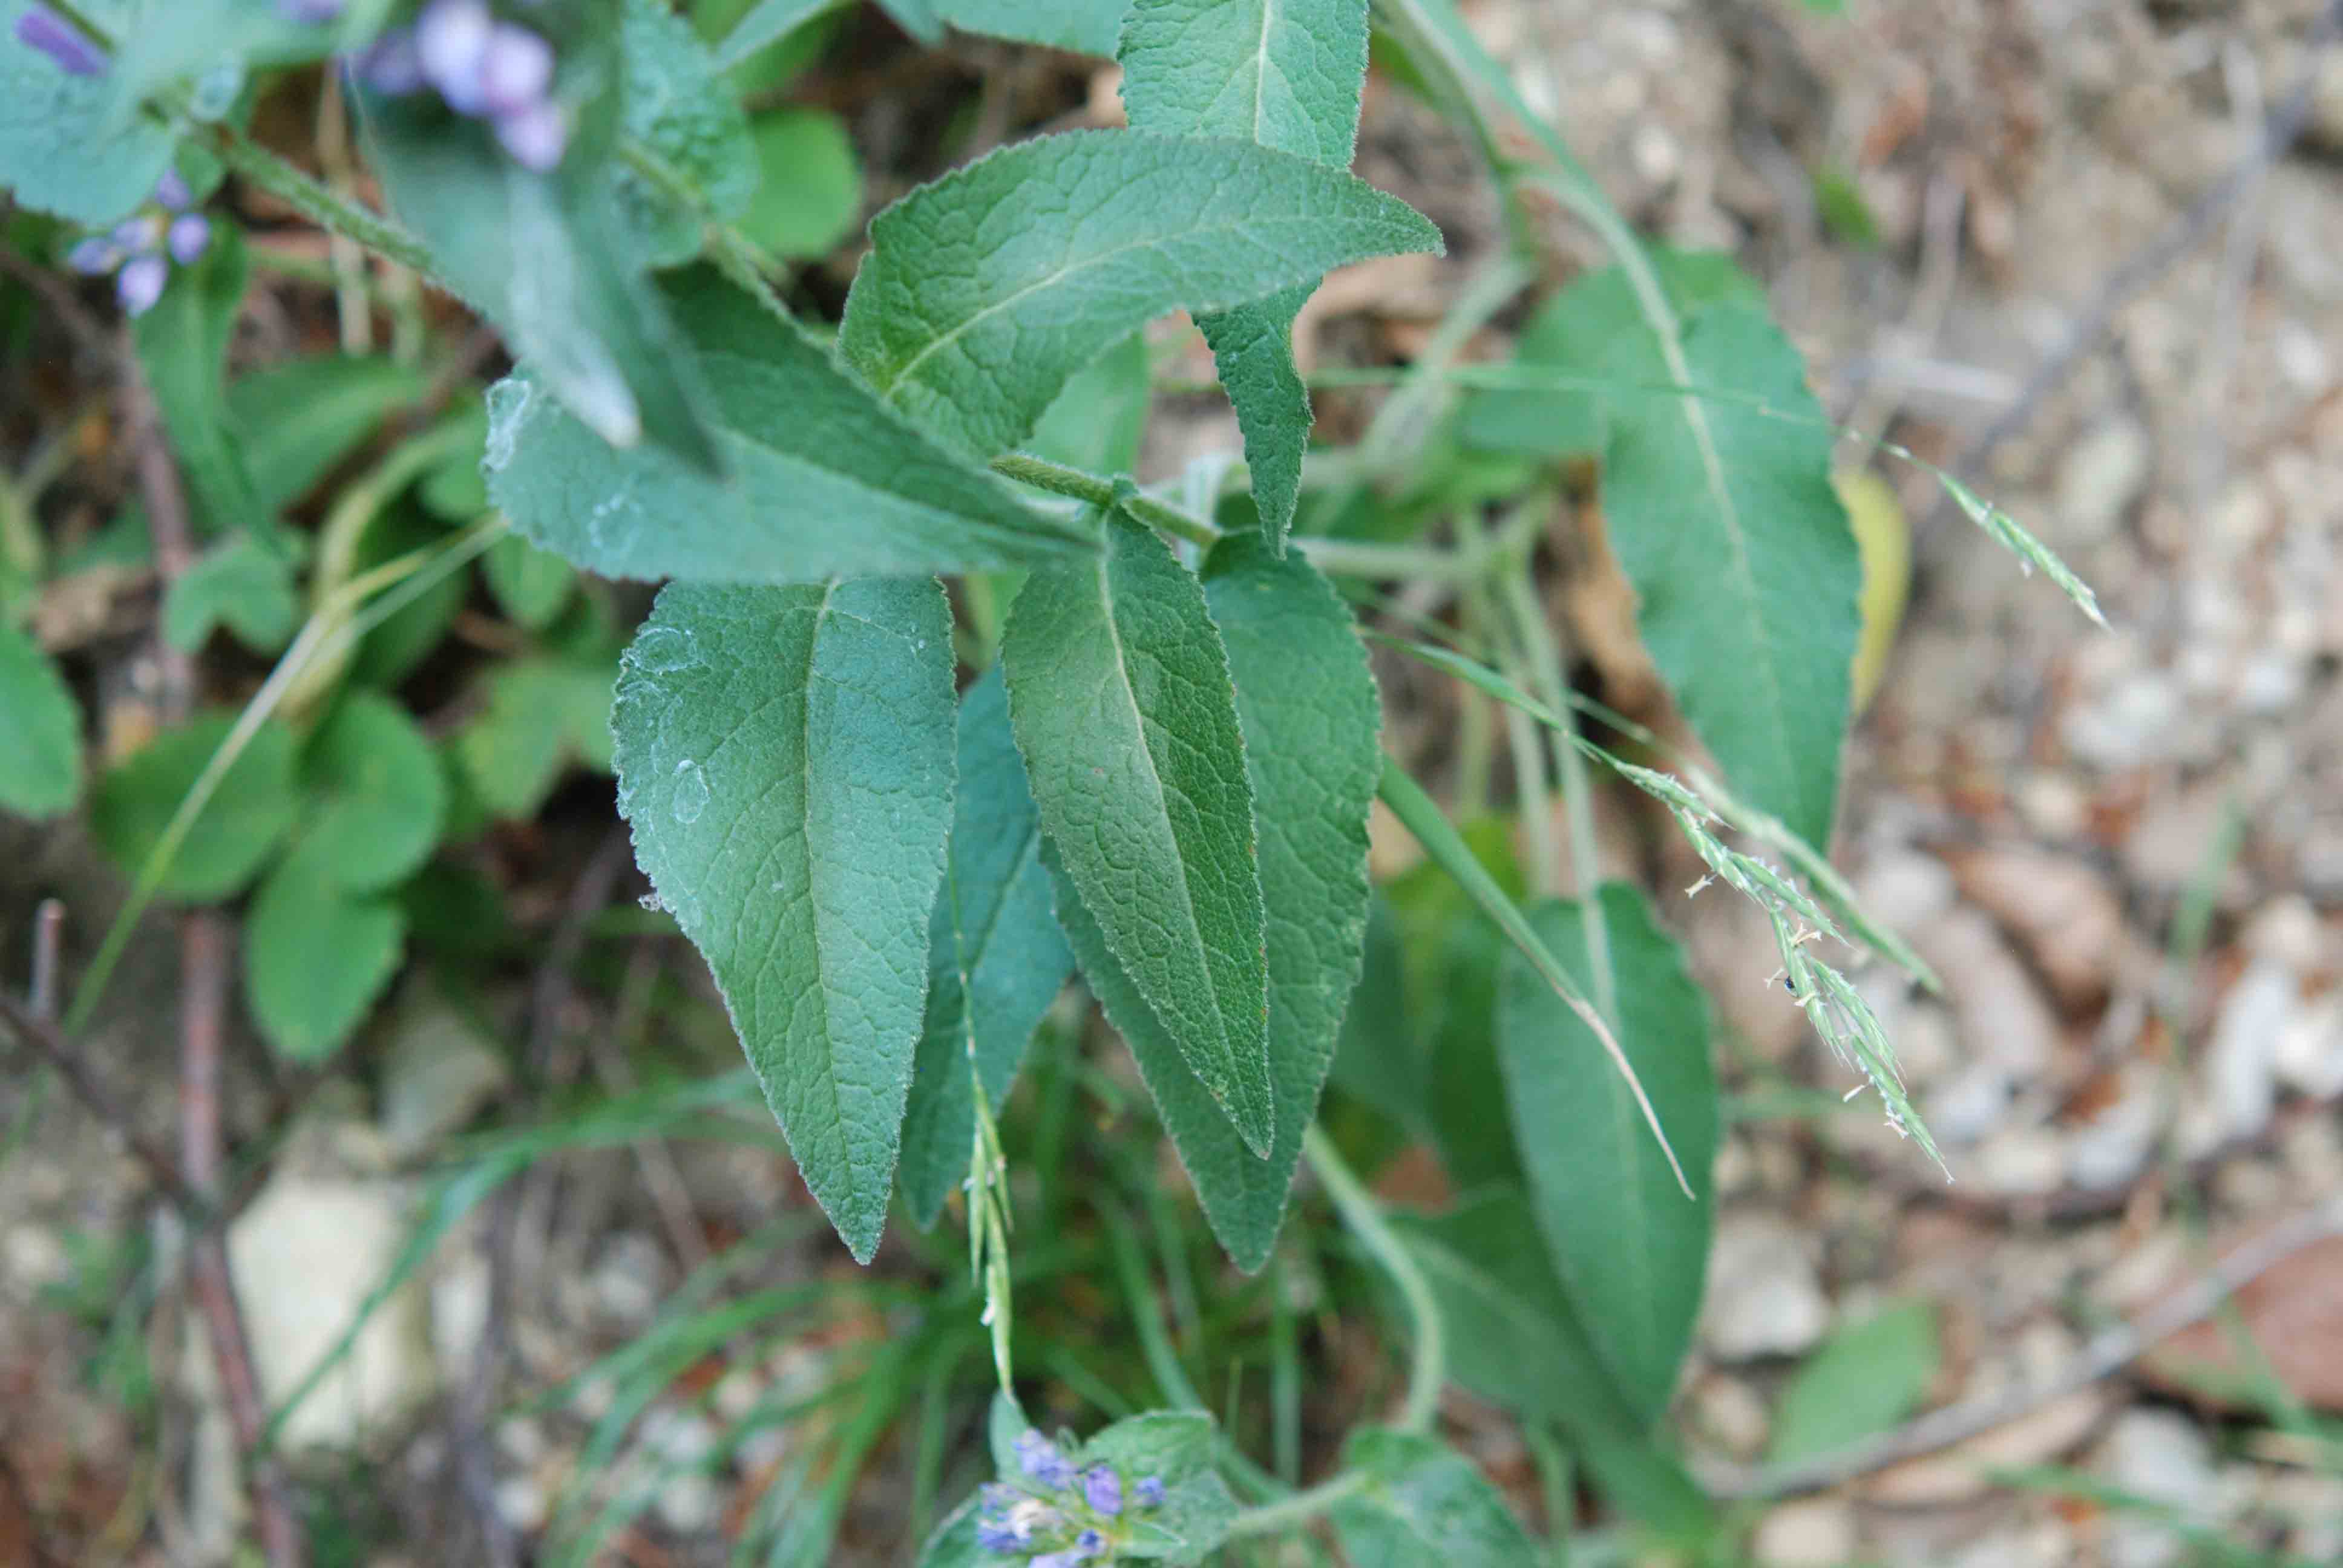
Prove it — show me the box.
[2190,964,2297,1154]
[1916,909,2062,1076]
[2056,417,2151,545]
[2063,669,2188,770]
[217,1157,435,1452]
[1688,1373,1770,1459]
[1855,849,1957,932]
[644,1411,721,1534]
[1926,1061,2017,1149]
[494,1474,547,1534]
[1751,1497,1858,1568]
[3,1224,68,1290]
[2065,1061,2164,1191]
[2014,771,2092,840]
[430,1252,491,1368]
[1950,848,2127,1011]
[1976,1125,2066,1197]
[588,1233,667,1330]
[2097,1410,2215,1568]
[378,999,511,1160]
[2273,994,2343,1099]
[1701,1214,1830,1361]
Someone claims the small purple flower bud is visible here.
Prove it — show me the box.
[166,214,211,266]
[978,1483,1019,1511]
[352,28,424,95]
[492,98,568,171]
[112,214,163,254]
[1134,1474,1166,1508]
[276,0,347,21]
[1014,1431,1075,1489]
[416,0,493,114]
[1029,1555,1078,1568]
[1080,1465,1121,1517]
[1074,1529,1106,1558]
[117,253,168,316]
[13,6,105,77]
[153,169,192,211]
[66,237,120,275]
[476,22,551,114]
[972,1518,1021,1553]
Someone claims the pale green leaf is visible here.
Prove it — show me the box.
[931,0,1119,52]
[838,128,1441,459]
[296,691,447,895]
[161,535,300,654]
[134,226,283,552]
[1497,886,1717,1420]
[611,579,956,1261]
[1768,1299,1939,1466]
[89,711,301,901]
[487,270,1096,584]
[1534,255,1856,849]
[1330,1428,1539,1567]
[1046,534,1377,1269]
[911,1497,989,1568]
[875,0,942,44]
[227,354,428,513]
[715,0,848,70]
[1027,333,1151,477]
[1081,1410,1239,1560]
[1119,0,1368,548]
[244,852,406,1063]
[0,0,174,224]
[615,0,757,266]
[0,618,80,819]
[452,655,617,821]
[899,666,1075,1228]
[738,108,861,258]
[1003,511,1273,1158]
[480,533,577,631]
[356,74,726,475]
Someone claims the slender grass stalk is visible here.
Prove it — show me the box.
[1300,1126,1443,1435]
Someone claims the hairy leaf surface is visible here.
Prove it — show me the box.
[1498,886,1717,1420]
[931,0,1119,53]
[1119,0,1369,547]
[899,667,1074,1227]
[1004,512,1272,1157]
[612,580,955,1261]
[488,272,1096,584]
[839,129,1440,459]
[0,0,174,224]
[1045,535,1376,1267]
[1330,1429,1540,1567]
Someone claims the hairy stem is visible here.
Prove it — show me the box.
[1224,1469,1370,1541]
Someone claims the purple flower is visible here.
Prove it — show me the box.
[1014,1430,1075,1489]
[476,21,551,114]
[166,214,211,266]
[492,97,568,171]
[416,0,493,114]
[352,27,425,95]
[1080,1464,1121,1517]
[1029,1555,1080,1568]
[276,0,347,20]
[153,169,192,211]
[66,237,120,275]
[972,1517,1022,1553]
[1073,1529,1106,1558]
[13,5,105,76]
[1133,1474,1165,1508]
[111,214,162,254]
[117,253,168,316]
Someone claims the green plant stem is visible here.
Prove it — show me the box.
[1300,1125,1443,1436]
[986,452,1220,544]
[1224,1469,1370,1541]
[209,123,439,280]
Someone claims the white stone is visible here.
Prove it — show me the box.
[431,1252,492,1369]
[2065,1062,2164,1191]
[3,1223,69,1290]
[378,999,511,1160]
[2056,418,2151,544]
[644,1411,723,1534]
[2200,963,2297,1146]
[2099,1410,2215,1568]
[1751,1498,1858,1567]
[1976,1126,2066,1197]
[588,1232,667,1329]
[217,1164,435,1452]
[494,1474,548,1534]
[2273,995,2343,1099]
[1700,1214,1830,1361]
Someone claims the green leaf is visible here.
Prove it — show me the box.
[1328,898,1420,1129]
[1330,1428,1539,1567]
[1003,511,1273,1158]
[356,75,726,476]
[1119,0,1369,548]
[452,654,617,822]
[1027,333,1151,477]
[837,128,1441,459]
[297,691,447,895]
[480,533,577,632]
[161,535,300,653]
[898,667,1074,1227]
[1395,1192,1712,1540]
[133,225,283,553]
[487,270,1097,584]
[244,850,406,1063]
[1536,255,1856,848]
[911,1496,990,1568]
[611,580,956,1261]
[88,711,301,901]
[0,618,80,819]
[1497,886,1717,1421]
[1046,534,1377,1269]
[102,0,389,114]
[930,0,1120,53]
[1081,1410,1239,1560]
[615,0,756,266]
[1768,1299,1938,1466]
[228,354,428,513]
[737,107,861,258]
[0,0,175,224]
[715,0,849,70]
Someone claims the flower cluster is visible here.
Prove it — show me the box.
[65,171,210,316]
[973,1432,1167,1565]
[353,0,569,171]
